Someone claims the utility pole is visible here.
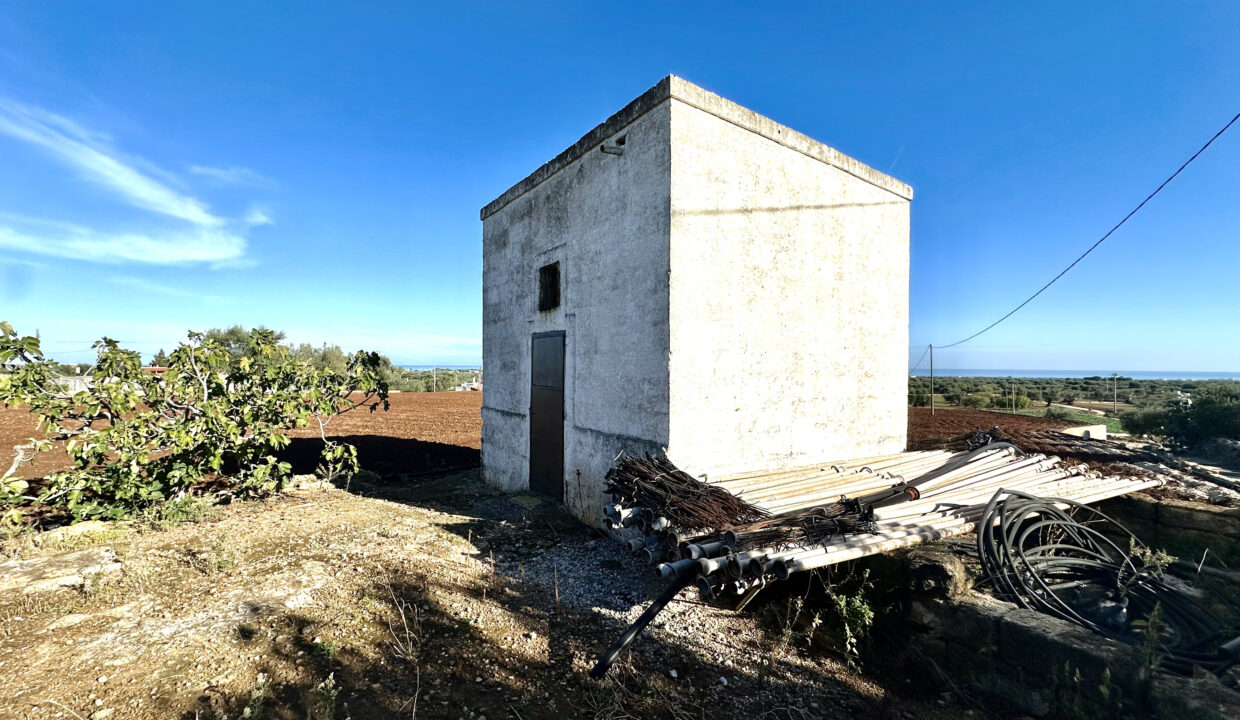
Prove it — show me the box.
[929,345,934,416]
[433,367,437,392]
[1112,373,1118,414]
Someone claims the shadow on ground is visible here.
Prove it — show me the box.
[182,558,886,720]
[179,471,978,720]
[280,434,480,479]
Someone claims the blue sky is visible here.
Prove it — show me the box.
[0,3,1236,370]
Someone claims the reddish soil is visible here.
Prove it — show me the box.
[0,392,483,483]
[908,406,1076,446]
[0,404,73,481]
[283,391,482,478]
[289,391,482,451]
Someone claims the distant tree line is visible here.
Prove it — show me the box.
[909,375,1240,447]
[149,326,480,393]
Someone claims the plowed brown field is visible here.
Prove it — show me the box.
[908,406,1076,445]
[3,398,1087,482]
[0,391,483,482]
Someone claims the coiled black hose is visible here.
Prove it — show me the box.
[977,489,1238,675]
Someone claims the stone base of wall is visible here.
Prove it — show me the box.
[1096,492,1240,565]
[868,546,1240,719]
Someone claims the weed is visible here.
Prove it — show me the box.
[79,568,109,599]
[182,533,237,576]
[385,584,422,664]
[0,512,31,554]
[826,590,874,668]
[308,672,340,720]
[1128,539,1175,576]
[239,672,270,719]
[0,589,88,621]
[757,594,822,661]
[1133,601,1168,678]
[138,496,218,531]
[313,638,341,662]
[2,521,133,560]
[577,667,699,720]
[777,596,804,656]
[755,572,875,671]
[53,526,132,552]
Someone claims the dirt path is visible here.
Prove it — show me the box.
[0,472,971,720]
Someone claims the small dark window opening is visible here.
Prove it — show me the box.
[538,262,560,312]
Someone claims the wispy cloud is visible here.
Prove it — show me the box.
[190,164,275,188]
[242,206,274,226]
[0,98,271,266]
[106,276,229,304]
[0,99,223,226]
[0,223,246,265]
[0,255,46,269]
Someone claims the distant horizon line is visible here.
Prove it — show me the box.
[914,368,1238,373]
[910,368,1239,380]
[398,364,482,370]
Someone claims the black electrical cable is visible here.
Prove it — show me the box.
[977,489,1239,675]
[938,110,1240,350]
[910,343,930,373]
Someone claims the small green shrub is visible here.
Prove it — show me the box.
[1163,386,1240,447]
[1045,406,1076,421]
[961,394,991,408]
[828,590,874,664]
[1119,408,1170,436]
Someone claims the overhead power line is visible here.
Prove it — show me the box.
[910,344,930,372]
[936,110,1240,350]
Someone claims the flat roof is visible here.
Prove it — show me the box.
[480,75,913,221]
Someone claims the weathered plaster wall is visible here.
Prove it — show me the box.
[665,88,911,477]
[481,101,673,521]
[482,75,914,522]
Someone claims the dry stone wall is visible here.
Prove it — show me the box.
[868,546,1240,719]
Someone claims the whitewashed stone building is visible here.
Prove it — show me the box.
[481,76,911,523]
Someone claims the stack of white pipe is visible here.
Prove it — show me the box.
[714,447,1161,578]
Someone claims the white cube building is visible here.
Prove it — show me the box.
[481,76,911,523]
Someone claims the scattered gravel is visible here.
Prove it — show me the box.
[497,536,649,613]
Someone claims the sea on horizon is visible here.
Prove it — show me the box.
[398,365,482,371]
[909,369,1240,381]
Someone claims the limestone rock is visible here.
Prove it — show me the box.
[286,474,335,492]
[0,546,123,594]
[1150,671,1240,720]
[902,545,971,599]
[40,520,126,545]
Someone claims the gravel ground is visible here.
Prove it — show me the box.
[0,470,984,720]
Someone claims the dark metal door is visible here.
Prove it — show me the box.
[529,331,565,500]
